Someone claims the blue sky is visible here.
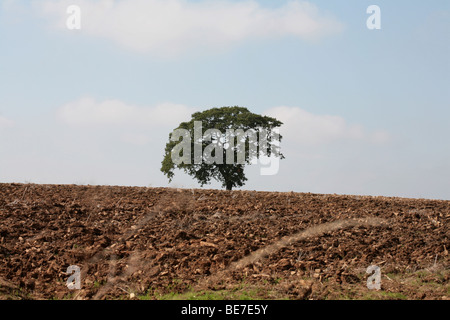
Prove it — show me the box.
[0,0,449,199]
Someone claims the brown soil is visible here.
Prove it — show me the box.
[0,183,448,300]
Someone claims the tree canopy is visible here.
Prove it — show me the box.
[161,106,284,190]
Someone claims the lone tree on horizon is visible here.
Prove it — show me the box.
[161,106,284,190]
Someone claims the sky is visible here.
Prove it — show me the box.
[0,0,449,200]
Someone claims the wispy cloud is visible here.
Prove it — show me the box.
[265,106,390,145]
[35,0,344,56]
[57,97,195,127]
[57,99,390,146]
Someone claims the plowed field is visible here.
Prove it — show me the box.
[0,183,448,300]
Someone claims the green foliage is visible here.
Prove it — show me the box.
[161,106,284,190]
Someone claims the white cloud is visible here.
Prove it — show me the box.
[35,0,343,56]
[265,106,390,145]
[0,116,14,128]
[57,100,390,147]
[57,97,195,127]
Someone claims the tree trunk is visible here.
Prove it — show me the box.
[226,181,233,191]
